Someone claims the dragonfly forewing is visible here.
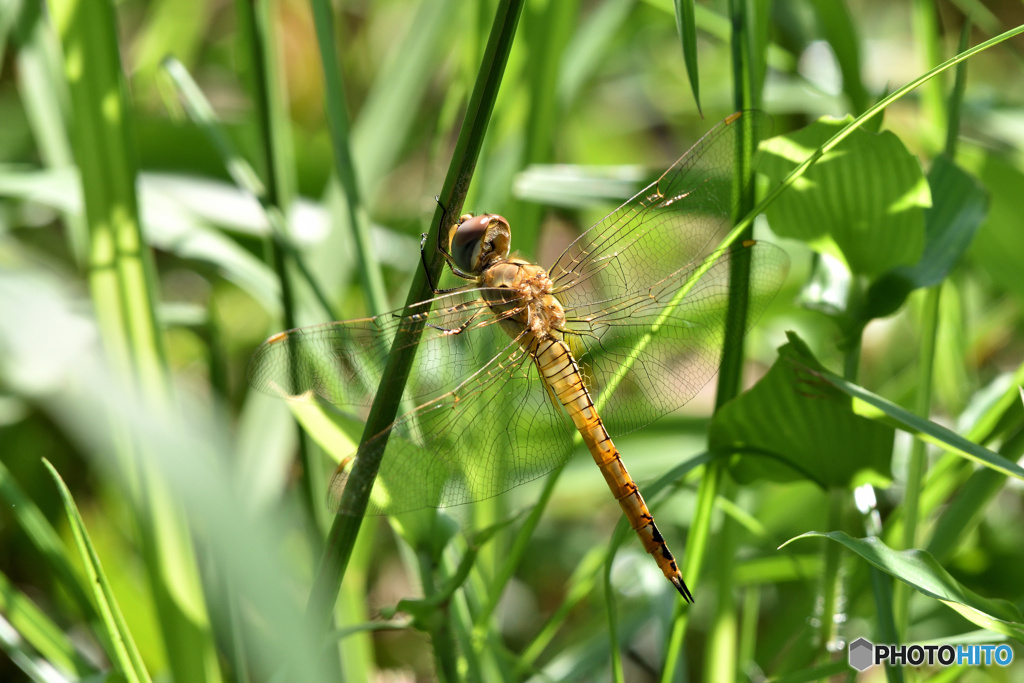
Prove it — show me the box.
[548,111,786,436]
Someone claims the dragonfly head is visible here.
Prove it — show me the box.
[449,213,511,274]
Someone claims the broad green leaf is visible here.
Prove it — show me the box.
[959,144,1024,304]
[711,332,893,489]
[781,532,1024,642]
[43,459,152,683]
[865,154,988,318]
[759,116,929,276]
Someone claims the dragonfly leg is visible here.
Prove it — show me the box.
[426,307,484,336]
[419,233,476,293]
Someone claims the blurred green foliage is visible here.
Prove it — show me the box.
[2,0,1024,681]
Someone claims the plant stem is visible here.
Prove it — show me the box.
[663,1,762,678]
[417,550,460,683]
[307,0,389,316]
[306,0,527,638]
[242,0,323,539]
[817,489,845,658]
[895,285,940,636]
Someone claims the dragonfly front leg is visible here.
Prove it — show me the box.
[419,232,477,292]
[420,196,478,292]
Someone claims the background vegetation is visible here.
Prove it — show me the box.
[2,0,1024,681]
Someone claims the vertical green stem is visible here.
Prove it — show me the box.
[417,550,460,683]
[896,22,967,644]
[912,0,946,141]
[817,488,845,658]
[306,0,526,638]
[738,583,760,677]
[895,286,940,635]
[240,0,323,536]
[307,0,389,316]
[703,478,740,683]
[814,339,862,663]
[663,1,762,679]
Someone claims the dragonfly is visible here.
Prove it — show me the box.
[248,110,788,602]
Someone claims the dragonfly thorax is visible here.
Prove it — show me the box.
[482,260,566,339]
[449,213,511,274]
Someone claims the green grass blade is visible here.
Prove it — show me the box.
[912,0,946,143]
[518,547,605,669]
[42,459,151,683]
[131,0,211,101]
[308,0,388,316]
[0,459,95,620]
[895,38,976,637]
[10,0,87,266]
[642,0,798,73]
[925,427,1024,563]
[781,531,1024,642]
[807,354,1024,482]
[558,0,634,105]
[49,0,165,386]
[664,3,766,675]
[352,0,461,194]
[504,0,577,251]
[0,569,96,679]
[673,0,701,115]
[48,1,219,680]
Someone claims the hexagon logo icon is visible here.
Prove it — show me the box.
[849,637,874,671]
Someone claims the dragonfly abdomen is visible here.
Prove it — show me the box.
[531,336,694,603]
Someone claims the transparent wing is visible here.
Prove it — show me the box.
[549,110,789,435]
[247,288,575,515]
[565,241,788,436]
[248,289,517,409]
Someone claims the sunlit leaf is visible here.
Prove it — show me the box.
[865,153,987,318]
[760,116,929,277]
[711,332,893,489]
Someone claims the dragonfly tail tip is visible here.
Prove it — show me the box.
[672,577,695,603]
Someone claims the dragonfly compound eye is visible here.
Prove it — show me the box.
[451,214,492,273]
